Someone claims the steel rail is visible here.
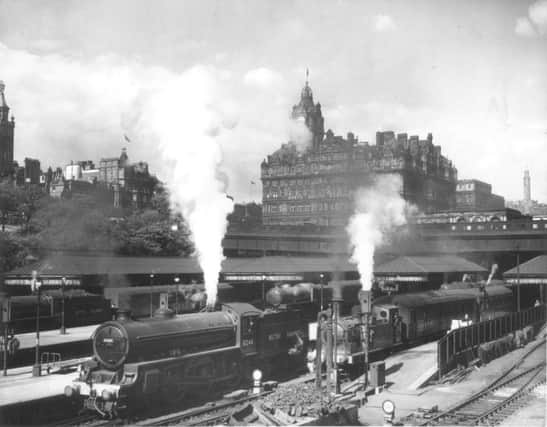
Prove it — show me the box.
[138,391,272,426]
[421,339,546,426]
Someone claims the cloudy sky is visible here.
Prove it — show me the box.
[0,0,546,202]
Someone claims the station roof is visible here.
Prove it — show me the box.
[503,255,547,278]
[374,255,487,275]
[6,254,357,276]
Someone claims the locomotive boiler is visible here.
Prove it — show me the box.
[65,303,308,417]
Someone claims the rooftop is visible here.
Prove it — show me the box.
[503,255,547,278]
[375,255,487,275]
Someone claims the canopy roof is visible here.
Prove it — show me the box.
[503,255,547,278]
[375,255,487,275]
[6,254,356,276]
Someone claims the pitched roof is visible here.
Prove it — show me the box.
[374,255,487,275]
[503,255,547,278]
[6,254,357,276]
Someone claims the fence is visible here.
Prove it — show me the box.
[437,305,546,380]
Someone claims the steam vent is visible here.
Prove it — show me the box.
[261,75,458,227]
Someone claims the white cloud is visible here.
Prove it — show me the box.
[515,17,537,37]
[529,0,547,34]
[0,43,304,203]
[373,14,396,32]
[243,67,283,88]
[515,0,547,37]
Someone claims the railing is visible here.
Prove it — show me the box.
[419,219,547,234]
[40,352,61,374]
[437,305,546,380]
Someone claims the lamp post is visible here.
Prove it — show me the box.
[149,273,155,318]
[319,273,325,310]
[261,275,266,308]
[516,243,520,312]
[174,277,180,315]
[1,288,9,377]
[31,271,42,377]
[60,277,66,334]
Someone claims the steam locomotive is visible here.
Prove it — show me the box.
[65,303,308,417]
[65,280,514,417]
[260,280,513,368]
[321,282,514,367]
[7,290,112,334]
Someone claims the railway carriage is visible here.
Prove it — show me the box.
[7,290,112,334]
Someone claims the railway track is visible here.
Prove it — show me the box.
[421,339,546,426]
[137,391,273,426]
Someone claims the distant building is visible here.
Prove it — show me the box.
[23,157,41,185]
[415,207,524,224]
[261,77,457,227]
[99,148,155,208]
[455,179,505,211]
[0,81,15,177]
[506,170,547,217]
[65,160,98,182]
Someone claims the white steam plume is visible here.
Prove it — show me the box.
[347,174,408,290]
[126,67,234,306]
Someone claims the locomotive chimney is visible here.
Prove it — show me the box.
[115,308,132,321]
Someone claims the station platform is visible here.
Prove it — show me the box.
[379,341,438,392]
[358,336,546,425]
[0,358,87,408]
[16,323,98,350]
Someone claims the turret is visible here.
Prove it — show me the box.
[290,69,325,150]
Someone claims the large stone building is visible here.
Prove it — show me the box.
[0,81,15,177]
[98,148,156,208]
[455,179,505,211]
[261,79,458,227]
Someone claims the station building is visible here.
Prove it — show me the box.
[261,77,458,227]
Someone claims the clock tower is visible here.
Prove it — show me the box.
[0,81,15,177]
[291,70,324,150]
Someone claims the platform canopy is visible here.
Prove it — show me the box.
[5,254,357,279]
[374,255,488,275]
[503,255,547,284]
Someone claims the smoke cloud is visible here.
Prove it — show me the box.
[346,174,408,290]
[125,67,234,306]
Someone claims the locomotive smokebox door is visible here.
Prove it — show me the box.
[359,290,372,314]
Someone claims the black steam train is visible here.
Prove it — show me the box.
[65,302,308,417]
[260,280,514,368]
[6,289,112,334]
[65,280,515,417]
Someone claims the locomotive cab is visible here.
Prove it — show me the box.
[372,304,400,325]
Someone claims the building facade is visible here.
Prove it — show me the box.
[455,179,505,211]
[23,158,41,185]
[261,80,458,227]
[0,81,15,177]
[98,148,155,208]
